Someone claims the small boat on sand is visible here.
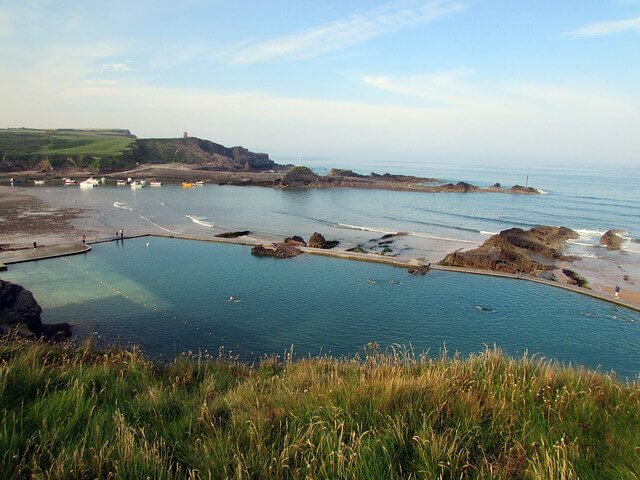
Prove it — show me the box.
[33,180,46,185]
[195,181,205,186]
[130,181,144,188]
[116,179,126,186]
[150,181,162,187]
[182,182,194,188]
[63,178,76,185]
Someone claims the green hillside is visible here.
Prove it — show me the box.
[1,339,638,479]
[0,129,278,173]
[0,128,137,172]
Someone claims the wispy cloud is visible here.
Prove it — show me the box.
[565,15,640,37]
[362,69,495,108]
[225,0,466,64]
[101,63,134,72]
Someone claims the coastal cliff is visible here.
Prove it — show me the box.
[0,128,282,173]
[1,128,541,194]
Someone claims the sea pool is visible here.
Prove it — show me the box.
[2,237,639,379]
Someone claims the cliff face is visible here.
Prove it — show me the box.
[137,137,278,171]
[440,226,578,275]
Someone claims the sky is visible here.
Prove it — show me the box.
[0,0,639,167]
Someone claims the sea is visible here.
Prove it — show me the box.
[3,162,640,377]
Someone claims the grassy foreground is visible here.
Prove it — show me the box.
[1,340,638,479]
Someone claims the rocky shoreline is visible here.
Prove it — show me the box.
[2,163,541,195]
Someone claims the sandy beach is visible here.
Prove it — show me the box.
[2,183,639,310]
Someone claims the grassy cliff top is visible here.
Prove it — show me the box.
[0,128,136,157]
[1,339,638,479]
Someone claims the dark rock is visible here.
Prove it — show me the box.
[284,235,307,247]
[346,244,367,253]
[408,264,430,275]
[0,279,72,340]
[281,166,319,186]
[327,168,366,178]
[510,185,539,194]
[370,172,437,183]
[439,226,578,275]
[251,243,302,259]
[493,182,501,188]
[599,229,625,251]
[0,279,41,331]
[440,181,480,192]
[215,230,251,238]
[562,269,590,288]
[380,232,407,240]
[308,232,340,249]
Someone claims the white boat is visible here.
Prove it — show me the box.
[149,181,162,187]
[33,180,45,185]
[116,179,126,186]
[63,178,76,185]
[130,180,144,188]
[100,177,106,183]
[85,177,100,186]
[195,181,205,186]
[79,180,96,188]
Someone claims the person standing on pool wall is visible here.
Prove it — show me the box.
[615,285,621,300]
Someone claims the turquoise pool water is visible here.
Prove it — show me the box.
[2,237,639,378]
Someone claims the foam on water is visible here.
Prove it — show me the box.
[186,215,215,228]
[113,201,133,211]
[337,223,396,234]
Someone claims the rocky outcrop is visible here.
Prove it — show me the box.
[327,168,366,178]
[440,181,480,193]
[280,166,319,186]
[408,264,430,275]
[510,185,539,194]
[370,172,437,183]
[215,231,251,238]
[138,137,278,172]
[0,280,72,340]
[284,236,307,247]
[599,230,624,251]
[561,269,590,288]
[308,232,340,249]
[440,226,578,275]
[251,243,302,258]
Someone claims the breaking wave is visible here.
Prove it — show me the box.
[186,215,215,228]
[337,223,396,235]
[113,202,133,211]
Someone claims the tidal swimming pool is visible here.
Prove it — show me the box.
[2,237,639,379]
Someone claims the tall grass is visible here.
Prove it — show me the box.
[1,339,638,479]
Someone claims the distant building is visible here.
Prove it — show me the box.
[183,132,188,138]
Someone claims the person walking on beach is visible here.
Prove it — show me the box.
[120,229,124,240]
[615,285,621,300]
[81,234,86,245]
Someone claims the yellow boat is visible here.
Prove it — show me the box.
[182,182,194,188]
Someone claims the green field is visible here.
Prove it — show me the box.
[0,128,136,156]
[1,339,638,479]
